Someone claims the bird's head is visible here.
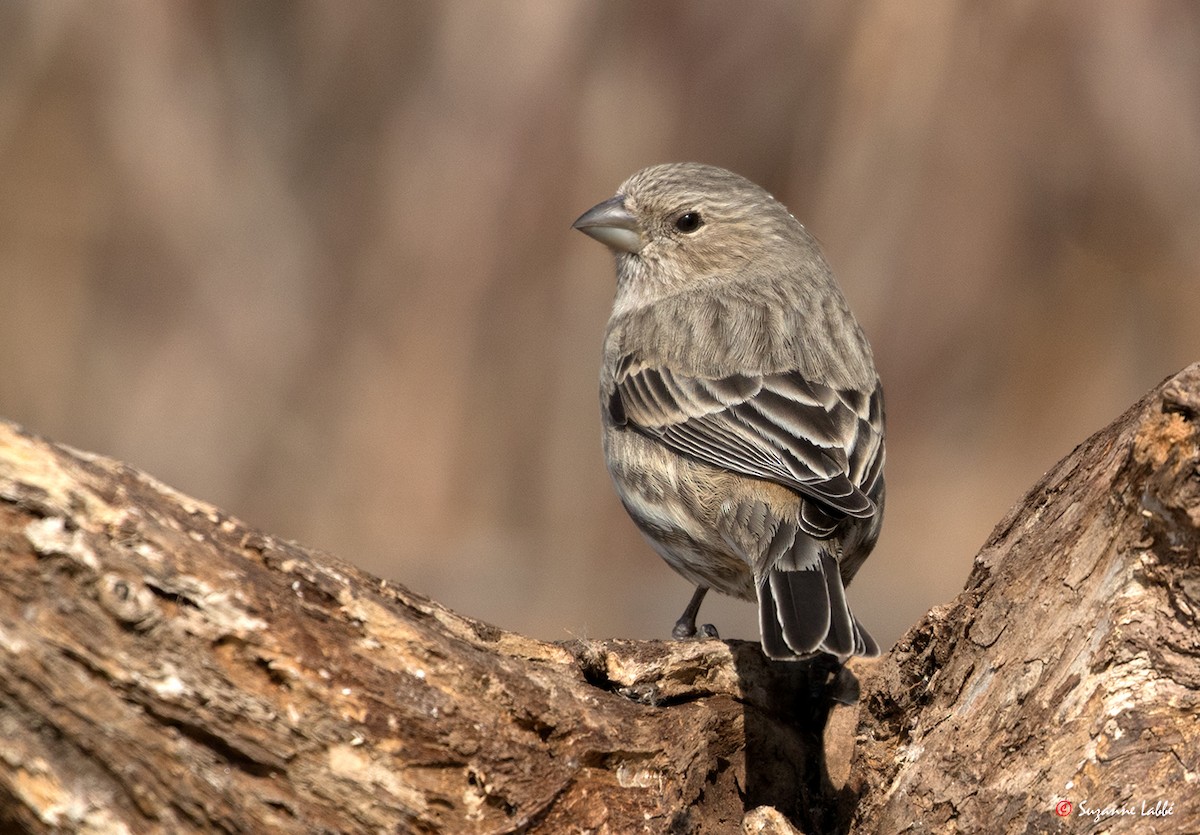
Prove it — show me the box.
[573,162,810,304]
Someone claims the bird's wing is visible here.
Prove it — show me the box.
[609,359,883,535]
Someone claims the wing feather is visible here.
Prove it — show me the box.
[612,362,884,529]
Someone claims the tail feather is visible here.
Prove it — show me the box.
[822,550,855,657]
[853,615,880,657]
[767,565,829,655]
[757,585,789,659]
[758,548,880,661]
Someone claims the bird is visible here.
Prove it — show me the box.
[573,162,884,661]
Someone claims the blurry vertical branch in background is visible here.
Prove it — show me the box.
[1,2,1199,648]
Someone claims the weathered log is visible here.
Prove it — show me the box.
[0,418,839,834]
[1,363,1198,834]
[848,363,1200,833]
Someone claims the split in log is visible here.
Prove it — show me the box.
[0,363,1198,833]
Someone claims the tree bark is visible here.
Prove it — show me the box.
[1,364,1198,834]
[849,363,1200,834]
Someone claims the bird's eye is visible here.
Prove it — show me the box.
[673,211,703,233]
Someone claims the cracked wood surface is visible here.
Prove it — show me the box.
[849,364,1200,833]
[0,421,838,834]
[1,363,1199,834]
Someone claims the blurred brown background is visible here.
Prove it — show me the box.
[3,2,1198,650]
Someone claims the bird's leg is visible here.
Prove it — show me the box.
[672,586,719,639]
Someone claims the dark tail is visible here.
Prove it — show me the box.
[757,548,879,661]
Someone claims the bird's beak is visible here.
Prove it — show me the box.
[572,195,643,254]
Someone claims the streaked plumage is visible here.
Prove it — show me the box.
[574,162,885,661]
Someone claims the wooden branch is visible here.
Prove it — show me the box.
[849,363,1200,832]
[0,421,837,834]
[1,363,1198,833]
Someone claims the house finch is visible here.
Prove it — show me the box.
[573,162,884,661]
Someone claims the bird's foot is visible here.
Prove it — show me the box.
[672,618,720,640]
[672,585,717,640]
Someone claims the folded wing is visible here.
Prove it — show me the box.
[610,360,883,538]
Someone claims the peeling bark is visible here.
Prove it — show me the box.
[1,364,1198,834]
[0,421,842,834]
[848,364,1200,833]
